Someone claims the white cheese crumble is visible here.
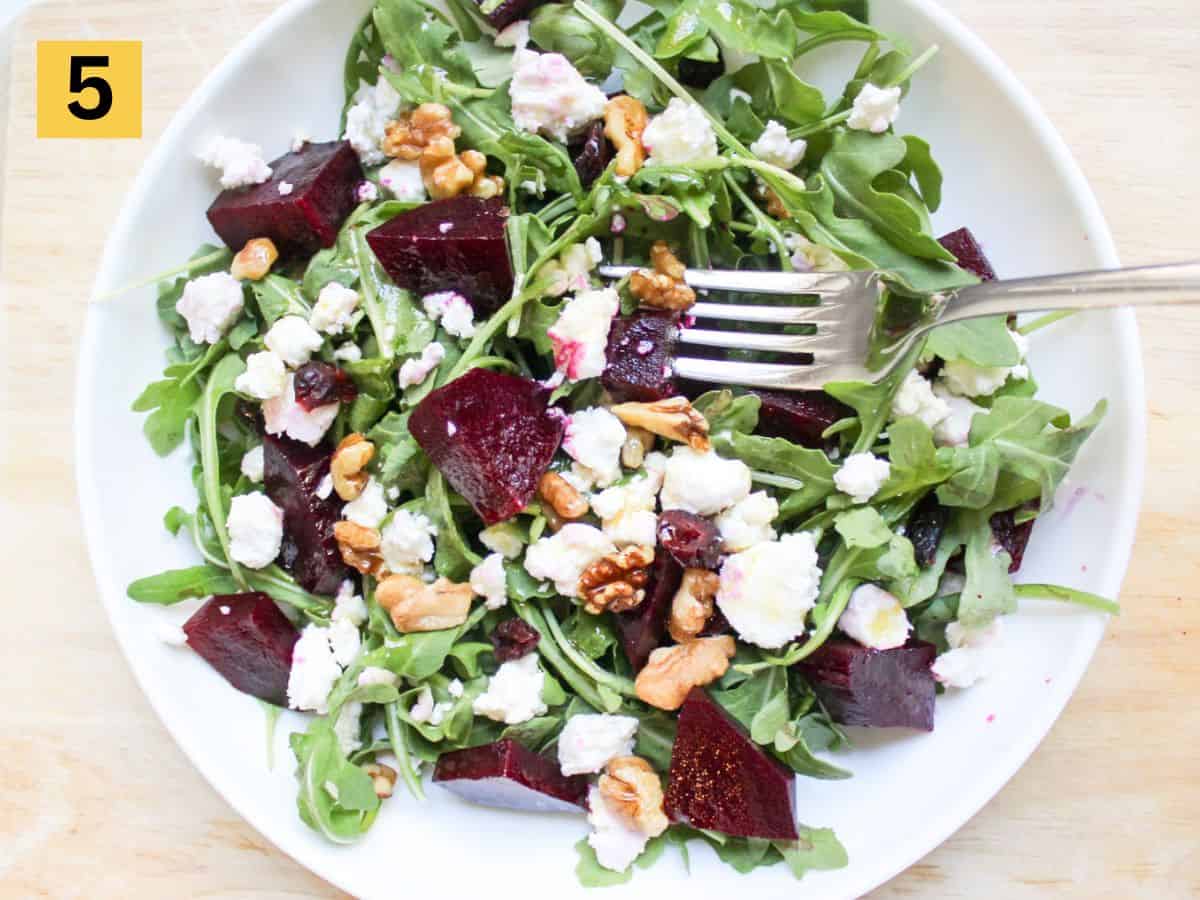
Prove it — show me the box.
[262,374,339,446]
[287,624,345,713]
[343,77,403,165]
[494,19,531,50]
[333,342,364,363]
[328,617,362,667]
[310,283,361,335]
[891,370,951,428]
[932,384,985,447]
[718,532,822,649]
[176,272,244,344]
[343,478,388,528]
[590,470,662,547]
[380,509,438,575]
[480,522,525,559]
[358,666,398,688]
[448,678,464,698]
[316,473,334,500]
[642,98,719,166]
[838,584,911,650]
[586,784,650,872]
[523,523,616,597]
[659,446,751,517]
[226,492,284,569]
[509,49,607,143]
[784,232,849,273]
[472,653,548,724]
[240,445,264,483]
[356,181,380,203]
[421,291,476,339]
[409,684,436,722]
[931,617,1004,688]
[332,579,368,627]
[543,242,600,297]
[397,342,446,389]
[197,136,272,189]
[939,329,1030,398]
[715,490,779,553]
[334,701,363,755]
[264,315,324,368]
[750,120,807,169]
[548,287,619,381]
[557,714,639,776]
[563,407,626,488]
[834,453,891,504]
[848,83,902,134]
[155,623,188,647]
[234,350,287,400]
[378,158,426,201]
[470,552,509,610]
[278,180,295,197]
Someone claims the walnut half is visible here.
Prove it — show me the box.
[599,756,669,837]
[629,241,696,311]
[330,433,375,501]
[334,520,387,577]
[603,95,649,177]
[668,568,720,643]
[609,396,710,452]
[634,635,735,711]
[538,472,589,520]
[578,545,655,615]
[376,574,473,633]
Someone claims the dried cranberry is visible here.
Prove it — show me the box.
[658,509,723,569]
[908,493,949,568]
[491,618,541,662]
[989,509,1036,573]
[569,120,611,189]
[293,361,357,411]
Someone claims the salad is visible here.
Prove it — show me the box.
[128,0,1118,886]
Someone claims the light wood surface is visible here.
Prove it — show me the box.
[2,1,1198,897]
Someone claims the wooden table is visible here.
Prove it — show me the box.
[2,1,1197,897]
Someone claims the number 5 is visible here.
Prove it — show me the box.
[68,55,113,121]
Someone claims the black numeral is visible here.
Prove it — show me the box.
[67,55,113,121]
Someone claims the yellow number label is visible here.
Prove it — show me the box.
[37,41,142,139]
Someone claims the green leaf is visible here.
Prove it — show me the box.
[924,317,1020,366]
[127,564,237,604]
[566,611,618,659]
[713,431,836,518]
[956,510,1015,627]
[197,353,247,583]
[291,718,380,843]
[834,507,893,548]
[632,709,677,773]
[502,715,564,753]
[697,0,798,59]
[575,838,634,885]
[878,417,956,500]
[251,274,311,326]
[531,2,617,78]
[775,828,850,878]
[693,389,760,435]
[1013,582,1120,615]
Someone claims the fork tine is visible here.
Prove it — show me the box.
[597,265,862,296]
[690,301,844,324]
[673,357,833,390]
[678,328,836,354]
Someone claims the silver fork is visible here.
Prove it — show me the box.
[598,262,1200,390]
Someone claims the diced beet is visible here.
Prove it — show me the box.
[409,368,564,525]
[207,141,362,256]
[678,54,724,89]
[664,688,798,840]
[182,593,299,705]
[990,509,1036,573]
[569,120,611,189]
[751,389,853,449]
[658,509,723,570]
[798,640,937,731]
[433,739,587,812]
[293,361,358,411]
[601,310,681,402]
[475,0,549,30]
[909,493,949,568]
[366,196,513,314]
[938,227,997,282]
[491,618,541,662]
[616,553,683,671]
[262,434,348,595]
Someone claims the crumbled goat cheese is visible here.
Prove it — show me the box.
[234,350,287,400]
[932,617,1004,688]
[548,287,619,380]
[155,623,188,647]
[523,523,616,597]
[343,478,389,528]
[448,678,464,698]
[848,83,902,133]
[197,136,272,189]
[473,653,548,724]
[642,98,719,166]
[333,342,364,363]
[892,370,951,428]
[659,446,752,517]
[715,491,779,553]
[316,473,334,499]
[834,452,891,504]
[343,77,403,165]
[586,784,650,872]
[288,624,345,713]
[334,701,363,755]
[291,132,310,153]
[328,617,362,668]
[784,232,849,273]
[226,492,284,569]
[262,374,339,446]
[356,181,380,203]
[333,579,368,627]
[932,384,985,447]
[591,471,662,547]
[409,684,436,722]
[278,180,295,196]
[470,552,509,610]
[310,283,361,335]
[543,242,600,297]
[421,291,476,339]
[717,532,822,649]
[940,329,1030,397]
[358,666,398,687]
[379,158,426,201]
[264,315,323,368]
[557,714,639,775]
[563,407,626,488]
[240,445,264,483]
[176,272,245,344]
[838,584,911,650]
[494,19,531,50]
[479,522,525,559]
[380,509,438,574]
[509,49,607,143]
[397,342,446,389]
[750,120,807,169]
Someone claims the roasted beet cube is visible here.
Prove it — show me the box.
[665,688,798,840]
[751,389,853,448]
[601,310,681,402]
[658,509,723,570]
[293,361,358,411]
[990,509,1036,573]
[206,141,362,256]
[491,618,541,662]
[262,434,348,595]
[409,368,564,525]
[909,493,949,568]
[475,0,549,29]
[366,196,513,314]
[938,227,997,282]
[182,593,299,705]
[798,640,937,731]
[616,552,683,671]
[434,739,587,812]
[569,120,611,189]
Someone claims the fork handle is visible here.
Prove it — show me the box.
[934,261,1200,326]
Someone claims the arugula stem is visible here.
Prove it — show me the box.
[1018,309,1077,335]
[750,471,807,491]
[198,353,247,587]
[351,230,396,361]
[384,702,427,801]
[1014,583,1120,615]
[538,601,637,698]
[724,172,792,270]
[513,600,609,711]
[788,110,852,140]
[887,44,940,89]
[95,247,232,303]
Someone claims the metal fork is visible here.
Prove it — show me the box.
[598,262,1200,390]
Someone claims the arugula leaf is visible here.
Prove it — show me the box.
[251,274,312,326]
[776,828,850,879]
[696,0,798,59]
[733,60,825,126]
[712,431,837,518]
[197,353,247,583]
[693,389,761,435]
[834,507,893,548]
[956,509,1015,627]
[924,317,1020,366]
[878,417,955,500]
[291,718,380,844]
[127,564,236,604]
[1013,583,1120,615]
[530,2,618,78]
[897,134,943,213]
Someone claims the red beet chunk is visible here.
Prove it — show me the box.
[262,434,348,595]
[491,618,540,662]
[207,141,362,256]
[751,389,853,449]
[409,368,564,525]
[293,361,358,411]
[938,227,997,282]
[569,120,611,189]
[658,509,722,570]
[601,310,681,402]
[366,196,513,314]
[183,593,298,705]
[434,739,587,812]
[665,688,798,840]
[616,552,683,671]
[909,493,949,568]
[475,0,549,29]
[798,640,937,731]
[990,509,1035,573]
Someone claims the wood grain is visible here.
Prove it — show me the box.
[1,1,1197,897]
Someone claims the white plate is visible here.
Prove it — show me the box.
[76,1,1145,896]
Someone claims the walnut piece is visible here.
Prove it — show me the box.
[604,95,649,177]
[231,237,279,282]
[668,568,720,643]
[620,426,655,470]
[629,241,696,311]
[364,762,397,799]
[599,756,669,837]
[578,545,655,615]
[538,472,589,520]
[634,635,735,710]
[383,103,462,160]
[330,433,375,501]
[609,396,710,452]
[333,520,387,577]
[419,136,505,200]
[376,574,473,632]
